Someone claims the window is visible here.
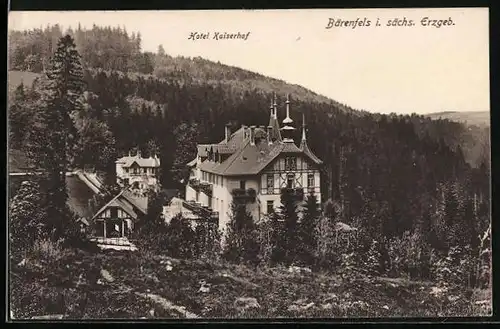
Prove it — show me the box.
[267,200,274,214]
[267,174,274,190]
[308,173,315,187]
[133,167,139,174]
[240,180,246,189]
[110,207,118,218]
[287,173,295,188]
[143,168,147,174]
[285,157,297,171]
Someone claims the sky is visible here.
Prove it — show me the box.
[8,8,490,114]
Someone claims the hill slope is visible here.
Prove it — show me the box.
[10,249,491,319]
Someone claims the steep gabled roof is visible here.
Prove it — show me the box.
[300,140,323,165]
[197,126,248,158]
[91,188,148,221]
[219,126,248,148]
[116,155,160,168]
[199,135,320,177]
[122,190,149,214]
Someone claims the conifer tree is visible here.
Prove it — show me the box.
[8,83,27,149]
[279,188,300,265]
[9,180,48,253]
[224,200,259,265]
[299,193,320,265]
[25,35,85,241]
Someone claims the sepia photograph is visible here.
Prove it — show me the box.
[7,8,491,320]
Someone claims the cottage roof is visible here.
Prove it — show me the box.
[9,149,97,218]
[8,149,37,173]
[116,155,160,168]
[334,221,358,232]
[91,188,148,221]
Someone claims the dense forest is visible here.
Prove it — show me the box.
[8,25,491,287]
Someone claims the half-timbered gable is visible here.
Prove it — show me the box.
[91,189,148,239]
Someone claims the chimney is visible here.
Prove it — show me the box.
[250,125,256,145]
[225,123,231,142]
[267,125,273,145]
[137,149,142,158]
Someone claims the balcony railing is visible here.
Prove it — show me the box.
[189,178,201,188]
[231,188,257,203]
[183,200,219,221]
[199,182,213,197]
[280,187,305,201]
[189,178,213,196]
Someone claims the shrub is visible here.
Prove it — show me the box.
[194,221,222,261]
[31,239,65,261]
[223,202,259,266]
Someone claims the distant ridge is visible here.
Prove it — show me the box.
[426,111,490,127]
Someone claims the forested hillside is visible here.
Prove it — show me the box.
[8,25,490,277]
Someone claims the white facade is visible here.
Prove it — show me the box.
[186,154,321,234]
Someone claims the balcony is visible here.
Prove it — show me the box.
[183,200,219,222]
[199,182,213,197]
[231,188,257,203]
[188,178,213,197]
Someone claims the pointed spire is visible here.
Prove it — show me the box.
[301,112,307,142]
[273,92,278,119]
[283,94,293,124]
[268,92,283,143]
[269,97,274,120]
[281,94,295,142]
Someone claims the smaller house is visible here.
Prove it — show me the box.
[90,189,148,243]
[163,197,219,229]
[115,150,160,191]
